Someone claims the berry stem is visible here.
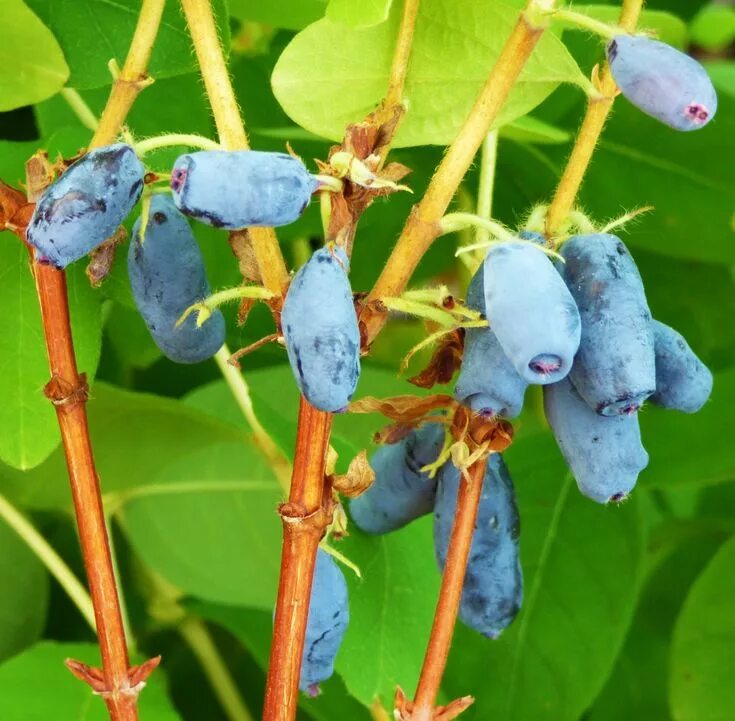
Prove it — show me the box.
[475,130,499,247]
[179,0,289,299]
[360,0,554,344]
[410,456,488,720]
[60,88,99,132]
[27,1,166,717]
[544,0,644,236]
[262,399,334,721]
[134,133,222,156]
[551,8,622,39]
[381,0,421,121]
[439,212,514,242]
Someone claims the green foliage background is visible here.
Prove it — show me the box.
[0,1,733,719]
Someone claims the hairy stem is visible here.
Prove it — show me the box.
[411,458,487,720]
[475,130,499,246]
[544,0,644,235]
[179,617,255,721]
[262,400,333,721]
[0,492,95,630]
[179,0,289,297]
[28,2,166,717]
[361,1,553,343]
[214,344,292,493]
[382,0,421,118]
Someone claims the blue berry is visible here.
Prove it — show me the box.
[27,143,144,268]
[350,423,445,534]
[455,267,528,418]
[128,195,225,364]
[561,234,655,416]
[607,35,718,131]
[281,246,360,412]
[651,320,713,413]
[170,150,318,229]
[300,548,349,696]
[544,377,649,504]
[483,241,581,384]
[434,454,523,639]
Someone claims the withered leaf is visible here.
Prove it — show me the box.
[409,328,464,389]
[349,394,455,422]
[332,449,375,498]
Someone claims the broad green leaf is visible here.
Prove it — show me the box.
[105,304,162,369]
[335,518,441,705]
[121,443,282,608]
[327,0,393,27]
[641,368,735,490]
[188,603,373,721]
[228,0,327,30]
[0,641,180,720]
[500,115,572,145]
[0,514,49,662]
[690,4,735,52]
[25,0,229,90]
[0,240,101,470]
[670,534,735,721]
[565,6,688,48]
[443,435,644,721]
[272,0,590,147]
[588,529,726,721]
[0,0,68,111]
[705,60,735,98]
[0,384,244,509]
[575,91,735,265]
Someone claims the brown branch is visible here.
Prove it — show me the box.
[544,0,644,235]
[262,399,334,721]
[404,456,488,721]
[26,1,166,718]
[360,1,552,344]
[179,0,289,299]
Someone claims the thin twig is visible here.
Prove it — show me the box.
[28,1,167,718]
[544,0,644,235]
[475,130,499,247]
[179,616,255,721]
[0,492,95,630]
[179,0,289,298]
[214,344,292,493]
[360,1,554,344]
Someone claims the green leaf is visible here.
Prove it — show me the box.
[641,368,735,490]
[272,0,590,147]
[335,518,441,705]
[690,4,735,52]
[575,91,735,265]
[0,384,244,509]
[0,641,181,720]
[25,0,229,90]
[499,115,572,145]
[121,442,282,609]
[704,60,735,98]
[0,239,101,470]
[443,435,644,721]
[670,534,735,721]
[327,0,393,27]
[0,0,69,111]
[228,0,327,30]
[0,513,49,662]
[105,304,162,369]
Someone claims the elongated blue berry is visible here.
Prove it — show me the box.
[455,267,528,418]
[483,241,581,384]
[300,548,349,696]
[281,246,360,412]
[170,150,317,229]
[544,377,649,504]
[434,455,523,638]
[607,35,718,131]
[561,234,655,416]
[350,423,445,534]
[27,143,144,268]
[651,320,713,413]
[128,195,225,364]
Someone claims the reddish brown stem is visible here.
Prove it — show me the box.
[410,457,488,720]
[262,399,334,721]
[33,265,155,721]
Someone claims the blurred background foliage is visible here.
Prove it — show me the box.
[0,1,733,719]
